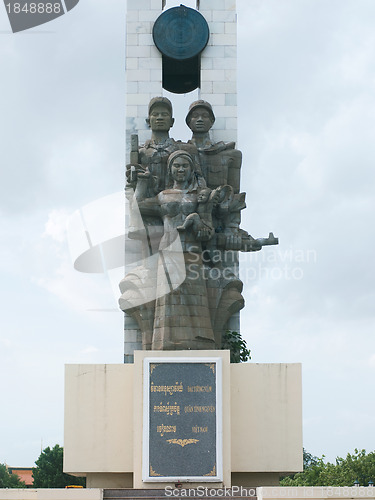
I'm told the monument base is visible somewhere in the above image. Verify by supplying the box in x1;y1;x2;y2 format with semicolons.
64;351;302;489
84;472;280;489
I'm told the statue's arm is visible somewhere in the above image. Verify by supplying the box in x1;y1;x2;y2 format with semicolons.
133;173;161;216
134;172;149;202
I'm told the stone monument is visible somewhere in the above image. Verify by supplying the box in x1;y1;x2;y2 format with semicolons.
119;96;278;351
64;1;303;489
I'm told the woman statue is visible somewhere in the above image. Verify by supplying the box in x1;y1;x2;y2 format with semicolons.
119;150;217;351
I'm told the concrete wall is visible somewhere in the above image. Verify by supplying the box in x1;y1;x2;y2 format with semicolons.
64;357;302;488
0;490;101;500
231;363;303;473
2;487;375;500
64;364;134;475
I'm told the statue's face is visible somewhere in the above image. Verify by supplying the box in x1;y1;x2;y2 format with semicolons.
148;104;174;132
171;156;192;183
198;189;210;203
188;107;214;133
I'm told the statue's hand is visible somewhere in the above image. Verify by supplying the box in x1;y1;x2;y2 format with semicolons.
241;236;261;252
126;163;145;183
196;225;213;242
225;233;242;250
137;169;151;179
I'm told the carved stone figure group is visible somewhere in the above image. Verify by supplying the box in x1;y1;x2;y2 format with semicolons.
119;97;277;351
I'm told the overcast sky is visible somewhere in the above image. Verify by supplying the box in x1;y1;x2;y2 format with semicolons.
1;0;374;469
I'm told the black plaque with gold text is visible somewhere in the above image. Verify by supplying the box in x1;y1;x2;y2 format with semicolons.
144;359;221;481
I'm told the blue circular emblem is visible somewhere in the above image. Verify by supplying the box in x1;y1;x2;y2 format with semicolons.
153;5;210;61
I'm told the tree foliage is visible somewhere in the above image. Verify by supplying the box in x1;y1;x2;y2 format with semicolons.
281;449;375;486
0;463;26;488
32;444;85;488
222;330;251;363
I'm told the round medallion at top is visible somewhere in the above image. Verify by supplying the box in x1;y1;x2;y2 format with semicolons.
152;5;210;61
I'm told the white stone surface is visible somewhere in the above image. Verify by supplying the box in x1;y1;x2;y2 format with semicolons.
126;33;138;45
0;490;102;500
225;0;236;9
138;33;154;46
213;80;237;93
209;22;225;34
138;58;162;69
225;21;237;33
202;45;225;58
126;93;152;105
211;33;237;46
125;81;138;93
126;10;139;21
200;81;213;94
126;58;138;70
64;364;134;474
201;69;225;82
138;81;162;93
213;57;236;69
139;10;160;21
198;10;213;22
127;69;151;82
225;117;237;130
128;0;151;10
150;0;162;9
213;10;236;22
200;0;226;9
225;93;237;105
64;361;303;485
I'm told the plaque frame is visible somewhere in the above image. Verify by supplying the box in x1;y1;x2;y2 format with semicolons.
142;357;223;483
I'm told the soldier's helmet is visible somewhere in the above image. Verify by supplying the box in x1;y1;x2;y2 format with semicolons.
185;100;215;125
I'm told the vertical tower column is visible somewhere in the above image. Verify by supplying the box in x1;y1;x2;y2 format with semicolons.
199;0;237;144
124;0;240;362
124;0;165;363
198;0;240;333
126;0;164;147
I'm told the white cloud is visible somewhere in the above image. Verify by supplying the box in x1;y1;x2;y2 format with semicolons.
81;346;100;354
43;209;70;242
369;354;375;368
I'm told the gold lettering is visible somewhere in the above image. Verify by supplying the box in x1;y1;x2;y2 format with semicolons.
156;424;177;436
184;405;215;413
150;382;183;396
187;385;212;393
192;426;208;433
153;402;180;416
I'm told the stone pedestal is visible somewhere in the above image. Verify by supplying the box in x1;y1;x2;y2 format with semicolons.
64;352;303;488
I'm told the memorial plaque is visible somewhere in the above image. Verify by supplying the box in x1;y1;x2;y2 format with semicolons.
143;358;222;482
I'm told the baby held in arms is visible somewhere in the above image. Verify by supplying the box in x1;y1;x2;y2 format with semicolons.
177;187;220;241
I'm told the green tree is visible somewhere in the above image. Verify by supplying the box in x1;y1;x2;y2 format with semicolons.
222;330;251;363
303;449;319;469
281;449;375;486
32;444;85;488
0;463;26;488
